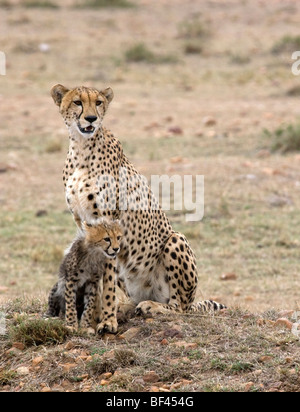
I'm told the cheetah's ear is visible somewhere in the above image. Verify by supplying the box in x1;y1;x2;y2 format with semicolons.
51;84;70;106
100;87;114;104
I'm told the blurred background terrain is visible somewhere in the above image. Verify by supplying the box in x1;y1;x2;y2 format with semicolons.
1;0;300;312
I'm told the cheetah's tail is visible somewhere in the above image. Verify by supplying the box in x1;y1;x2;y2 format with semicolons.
188;300;227;313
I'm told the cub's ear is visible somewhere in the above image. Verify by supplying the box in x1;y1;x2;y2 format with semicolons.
101;87;114;104
51;84;70;106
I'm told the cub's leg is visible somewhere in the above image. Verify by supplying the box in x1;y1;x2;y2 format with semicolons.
46;282;60;317
65;279;79;331
80;279;100;335
97;260;118;335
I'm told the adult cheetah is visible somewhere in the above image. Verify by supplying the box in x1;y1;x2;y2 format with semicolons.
51;84;225;327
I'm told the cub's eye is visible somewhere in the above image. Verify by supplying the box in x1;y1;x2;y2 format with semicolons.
104;237;110;243
74;100;82;106
117;236;122;241
96;101;103;106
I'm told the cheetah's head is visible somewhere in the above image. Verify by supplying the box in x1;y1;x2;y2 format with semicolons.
51;85;114;137
83;219;123;259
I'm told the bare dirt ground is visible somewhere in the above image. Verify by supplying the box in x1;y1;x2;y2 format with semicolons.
0;0;300;392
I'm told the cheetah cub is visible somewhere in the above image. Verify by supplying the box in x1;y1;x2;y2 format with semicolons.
46;219;122;335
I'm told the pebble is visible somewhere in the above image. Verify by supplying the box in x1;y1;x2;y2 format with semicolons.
203;116;217;127
16;366;30;376
142;371;160;383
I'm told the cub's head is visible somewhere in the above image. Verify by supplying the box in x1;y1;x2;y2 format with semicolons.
83;219;123;259
51;84;114;137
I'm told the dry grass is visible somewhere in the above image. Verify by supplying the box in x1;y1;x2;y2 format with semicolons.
1;0;300;391
0;298;299;392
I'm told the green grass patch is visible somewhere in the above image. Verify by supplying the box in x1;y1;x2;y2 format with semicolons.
271;35;300;54
9;317;70;347
263;122;300;153
178;16;210;40
0;370;17;386
125;43;178;64
22;0;59;8
75;0;135;8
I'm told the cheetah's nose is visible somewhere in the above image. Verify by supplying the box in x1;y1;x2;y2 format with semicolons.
85;115;97;123
113;248;120;253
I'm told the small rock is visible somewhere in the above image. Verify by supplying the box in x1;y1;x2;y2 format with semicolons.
64;341;75;351
41;386;52;393
60;363;77;373
163;328;183;339
274;318;293;331
259;355;273;363
32;357;44;367
203;116;217;127
278;310;295;318
160;339;169;346
100;379;110;386
268;195;292;208
195;131;204;137
143;371;160;383
99;372;113;380
173;341;198;350
144;122;161;130
220;273;238;281
256;318;265;326
170;156;185;164
101;349;116;361
102;333;117;341
35;210;48;217
6;347;22;356
39;43;50;53
257;149;271;158
244;382;255;392
16;366;30;376
207;130;217;138
119;327;141;341
13;342;25;351
168;126;183;135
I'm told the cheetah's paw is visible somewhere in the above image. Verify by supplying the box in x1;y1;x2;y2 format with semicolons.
96;319;118;335
135;300;170;317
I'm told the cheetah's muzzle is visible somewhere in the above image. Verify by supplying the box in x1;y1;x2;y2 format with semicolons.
78;124;95;134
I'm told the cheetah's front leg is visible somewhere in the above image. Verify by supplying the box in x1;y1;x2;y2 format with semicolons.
65;280;79;331
96;260;118;335
80;280;99;335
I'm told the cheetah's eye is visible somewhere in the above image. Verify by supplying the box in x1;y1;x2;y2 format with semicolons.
117;236;122;241
74;100;82;106
104;237;111;243
96;101;103;106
